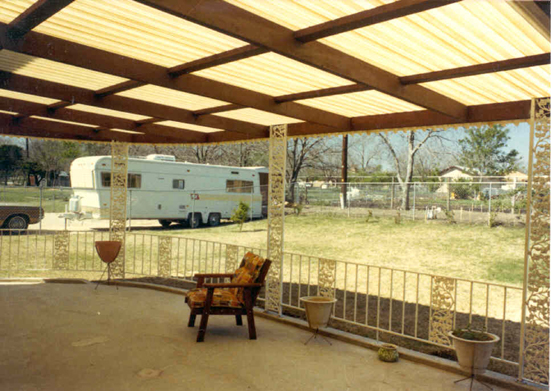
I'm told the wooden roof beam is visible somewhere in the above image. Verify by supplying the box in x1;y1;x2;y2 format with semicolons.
136;0;467;120
0;71;267;137
0;96;210;142
168;45;267;77
193;104;243;116
0;24;350;130
294;0;461;43
401;53;551;85
95;80;146;98
274;84;370;103
7;0;75;39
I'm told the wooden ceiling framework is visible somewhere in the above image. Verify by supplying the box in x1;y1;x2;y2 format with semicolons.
0;0;548;144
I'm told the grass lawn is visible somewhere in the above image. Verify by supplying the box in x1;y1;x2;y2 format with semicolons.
151;212;525;286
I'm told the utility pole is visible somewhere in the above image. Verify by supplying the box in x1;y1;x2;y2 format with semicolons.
341;134;348;207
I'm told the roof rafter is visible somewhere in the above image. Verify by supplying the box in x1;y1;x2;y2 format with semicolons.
95;80;147;98
0;96;210;142
293;0;462;43
274;84;370;103
168;45;268;77
0;71;268;137
193;104;243;116
400;53;551;85
136;0;467;120
0;25;350;129
7;0;74;39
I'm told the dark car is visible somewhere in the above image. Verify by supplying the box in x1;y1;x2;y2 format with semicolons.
0;205;44;230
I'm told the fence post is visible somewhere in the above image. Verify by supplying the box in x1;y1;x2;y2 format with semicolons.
447;178;451;211
412;182;416;221
390;177;395;209
128;189;132;232
39;184;43;234
250;190;253;221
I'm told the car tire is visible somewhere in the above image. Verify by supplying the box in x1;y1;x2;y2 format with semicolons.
159;219;171;228
188;213;201;229
7;215;28;230
208;213;221;227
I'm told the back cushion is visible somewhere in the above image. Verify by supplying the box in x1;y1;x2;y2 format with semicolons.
229;252;266;303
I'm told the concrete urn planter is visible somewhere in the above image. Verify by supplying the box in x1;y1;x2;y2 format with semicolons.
448;331;500;375
300;296;337;330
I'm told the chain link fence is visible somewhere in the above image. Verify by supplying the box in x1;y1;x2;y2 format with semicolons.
290;181;528;226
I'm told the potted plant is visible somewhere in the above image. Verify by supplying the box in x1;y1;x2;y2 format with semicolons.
300;296;337;345
448;324;499;382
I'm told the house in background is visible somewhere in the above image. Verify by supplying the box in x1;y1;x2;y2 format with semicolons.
436;166;480;194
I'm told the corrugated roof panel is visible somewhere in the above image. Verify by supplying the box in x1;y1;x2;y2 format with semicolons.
117;85;229;111
35;0;247;67
0;50;127;90
421;65;551;106
156;121;224;133
0;89;59;105
298;90;423;116
69;104;150;121
214;108;304;126
194;52;352;96
0;0;34;24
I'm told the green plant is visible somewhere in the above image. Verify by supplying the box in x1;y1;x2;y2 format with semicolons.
450;178;480;200
452;324;493;341
293;203;304;216
444;209;455;224
488;211;499;228
231;201;250;231
394;210;401;224
365;209;373;223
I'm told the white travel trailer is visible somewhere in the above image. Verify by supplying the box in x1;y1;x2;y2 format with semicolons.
66;155;269;228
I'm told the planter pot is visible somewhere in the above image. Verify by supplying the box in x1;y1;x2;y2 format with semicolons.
95;241;122;264
378;343;399;362
300;296;337;330
448;331;500;375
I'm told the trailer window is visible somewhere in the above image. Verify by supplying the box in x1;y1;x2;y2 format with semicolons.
226;180;253;193
101;173;141;188
173;179;185;189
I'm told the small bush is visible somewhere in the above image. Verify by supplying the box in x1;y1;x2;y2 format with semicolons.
365;209;373;223
488;211;499;228
293;203;304;216
231;201;250;231
444;209;455;224
394;210;401;224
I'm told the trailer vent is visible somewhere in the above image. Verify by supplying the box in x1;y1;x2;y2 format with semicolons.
231;171;239;175
146;154;176;162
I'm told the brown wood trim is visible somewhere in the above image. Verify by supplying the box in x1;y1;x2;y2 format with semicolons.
7;0;75;39
95;80;146;98
0;96;209;142
193;104;243;116
400;53;551;85
0;24;350;129
168;45;268;76
274;84;370;103
136;0;467;120
294;0;461;43
0;71;267;137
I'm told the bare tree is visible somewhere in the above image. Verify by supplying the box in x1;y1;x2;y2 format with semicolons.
378;130;441;210
287;137;334;202
349;134;382;172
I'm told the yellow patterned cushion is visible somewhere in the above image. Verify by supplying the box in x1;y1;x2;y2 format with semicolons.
186;288;242;308
242;252;265;276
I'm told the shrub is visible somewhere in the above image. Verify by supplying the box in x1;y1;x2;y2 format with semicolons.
231;201;250;231
293;203;304;216
450;178;480;200
444;209;456;224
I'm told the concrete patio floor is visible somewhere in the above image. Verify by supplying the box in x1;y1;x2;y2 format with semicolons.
0;281;512;391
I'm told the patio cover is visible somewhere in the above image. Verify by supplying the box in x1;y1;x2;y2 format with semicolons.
0;0;548;144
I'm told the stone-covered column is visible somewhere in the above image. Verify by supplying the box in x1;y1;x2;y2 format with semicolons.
265;124;287;314
519;97;550;384
109;141;128;280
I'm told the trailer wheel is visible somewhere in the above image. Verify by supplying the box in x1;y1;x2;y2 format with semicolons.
159;219;171;228
208;213;221;227
188;213;201;229
6;215;28;230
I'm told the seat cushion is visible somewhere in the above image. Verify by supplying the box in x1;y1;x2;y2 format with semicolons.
186;288;242;308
